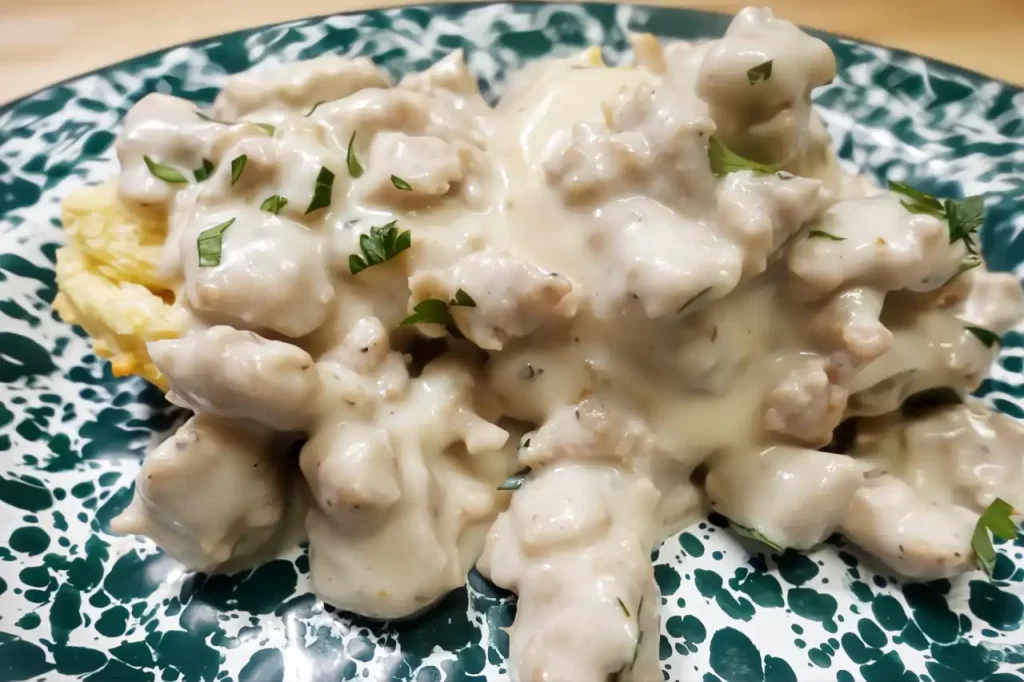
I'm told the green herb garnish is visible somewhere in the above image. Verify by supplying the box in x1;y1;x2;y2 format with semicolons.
612;597;645;679
260;195;288;215
708;137;777;177
196;218;235;267
391;175;413;191
948;197;985;254
400;299;451;327
193;158;215;182
451;289;476;307
346;131;364;178
730;521;785;553
306;100;326;117
889;181;984;255
946;255;981;285
230;155;247;185
195;111;230;125
747;59;773;85
630;631;643;671
195;110;273;136
972;498;1018;576
677;286;712;315
617;598;631;618
807;230;846;241
143;155;188;184
497;467;531;491
305;166;335;214
965;325;1002;348
889;181;944;218
349;221;412;275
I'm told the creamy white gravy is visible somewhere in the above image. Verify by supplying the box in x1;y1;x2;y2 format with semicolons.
105;7;1024;680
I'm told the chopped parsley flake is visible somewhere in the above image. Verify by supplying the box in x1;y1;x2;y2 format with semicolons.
305;166;335;214
349;221;412;275
347;131;364;178
630;631;644;670
498;468;531;491
391;175;413;191
451;288;476;307
259;195;288;215
972;498;1018;576
965;325;1002;348
193;158;215;182
889;181;945;218
708;137;777;177
747;59;773;85
677;287;712;315
196;218;235;267
946;255;981;284
230;155;247;185
195;111;230;125
195;111;273;136
730;520;785;553
143;155;188;184
613;596;645;679
400;299;451;327
889;181;985;255
807;229;846;241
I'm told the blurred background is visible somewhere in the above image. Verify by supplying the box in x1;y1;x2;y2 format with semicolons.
1;0;1021;103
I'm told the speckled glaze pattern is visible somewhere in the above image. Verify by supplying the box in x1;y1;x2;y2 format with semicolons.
1;3;1023;681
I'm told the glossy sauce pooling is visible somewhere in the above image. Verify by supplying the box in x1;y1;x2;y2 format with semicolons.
96;8;1024;681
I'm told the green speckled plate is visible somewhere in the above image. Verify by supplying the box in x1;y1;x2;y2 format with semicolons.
2;4;1024;681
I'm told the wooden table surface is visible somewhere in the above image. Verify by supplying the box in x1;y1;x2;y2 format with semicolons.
2;0;1022;104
